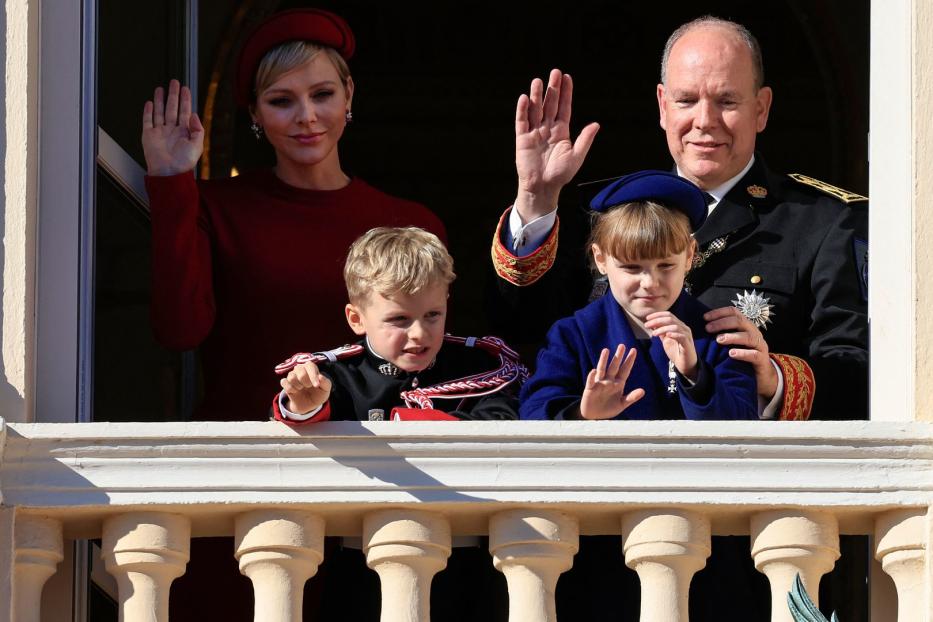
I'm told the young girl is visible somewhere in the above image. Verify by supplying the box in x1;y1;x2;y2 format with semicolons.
519;170;758;421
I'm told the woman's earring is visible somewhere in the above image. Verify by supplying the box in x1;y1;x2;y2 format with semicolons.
250;122;263;140
345;109;353;124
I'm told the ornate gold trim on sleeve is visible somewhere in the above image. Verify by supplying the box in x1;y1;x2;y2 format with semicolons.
491;208;559;287
771;353;816;421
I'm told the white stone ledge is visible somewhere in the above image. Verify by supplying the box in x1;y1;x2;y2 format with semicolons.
1;420;931;536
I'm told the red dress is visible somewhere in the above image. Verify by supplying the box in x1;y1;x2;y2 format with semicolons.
146;168;445;421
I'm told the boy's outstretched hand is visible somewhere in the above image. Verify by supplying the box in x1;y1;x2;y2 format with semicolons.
645;311;699;381
580;345;646;419
281;361;333;415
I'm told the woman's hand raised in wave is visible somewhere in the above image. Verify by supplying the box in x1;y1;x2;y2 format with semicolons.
142;79;205;176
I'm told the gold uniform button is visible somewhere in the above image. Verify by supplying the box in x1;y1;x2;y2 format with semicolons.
750;275;762;285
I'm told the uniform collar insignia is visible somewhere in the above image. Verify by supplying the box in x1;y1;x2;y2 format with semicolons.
378;362;401;376
788;173;868;203
746;184;768;199
375;358;435;377
367;337;402;376
732;289;775;329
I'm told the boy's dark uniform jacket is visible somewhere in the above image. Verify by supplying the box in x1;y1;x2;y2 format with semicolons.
491;156;868;420
272;338;521;422
520;291;758;421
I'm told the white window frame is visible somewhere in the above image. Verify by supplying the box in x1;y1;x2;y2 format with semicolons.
35;0;95;423
35;0;199;425
868;0;914;421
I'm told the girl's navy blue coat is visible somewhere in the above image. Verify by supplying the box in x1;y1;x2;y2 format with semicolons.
519;291;758;420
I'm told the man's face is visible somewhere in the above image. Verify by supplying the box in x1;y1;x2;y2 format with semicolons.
657;26;773;190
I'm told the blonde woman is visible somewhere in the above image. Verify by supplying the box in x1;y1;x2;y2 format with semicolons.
143;9;443;422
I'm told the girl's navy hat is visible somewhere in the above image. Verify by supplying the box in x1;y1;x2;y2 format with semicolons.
589;170;708;232
235;8;355;108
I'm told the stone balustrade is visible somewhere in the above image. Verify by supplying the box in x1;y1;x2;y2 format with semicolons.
1;419;931;621
622;509;710;622
235;510;325;622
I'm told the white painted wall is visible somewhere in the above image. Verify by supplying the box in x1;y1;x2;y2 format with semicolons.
910;1;933;422
0;0;38;423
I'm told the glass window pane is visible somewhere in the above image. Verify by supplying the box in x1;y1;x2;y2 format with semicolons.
93;170;188;422
98;0;186;169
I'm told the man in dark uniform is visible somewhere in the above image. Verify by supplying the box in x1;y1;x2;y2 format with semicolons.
491;16;868;422
489;16;868;621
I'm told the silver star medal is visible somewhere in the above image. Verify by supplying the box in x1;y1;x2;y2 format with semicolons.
731;289;775;329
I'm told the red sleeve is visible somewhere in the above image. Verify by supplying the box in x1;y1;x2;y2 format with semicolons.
271;394;332;425
147;173;216;350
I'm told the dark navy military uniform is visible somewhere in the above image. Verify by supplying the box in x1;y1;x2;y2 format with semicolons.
686;158;868;421
520;291;757;421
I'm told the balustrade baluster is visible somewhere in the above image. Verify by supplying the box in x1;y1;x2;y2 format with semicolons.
102;512;190;622
364;509;451;622
235;510;325;622
489;510;579;622
622;509;710;622
13;515;63;622
751;510;840;622
875;508;927;622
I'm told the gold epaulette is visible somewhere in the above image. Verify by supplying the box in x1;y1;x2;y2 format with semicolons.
770;353;815;421
788;173;868;204
491;208;559;287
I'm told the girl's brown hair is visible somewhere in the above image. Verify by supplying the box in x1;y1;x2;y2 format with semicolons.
589;201;695;262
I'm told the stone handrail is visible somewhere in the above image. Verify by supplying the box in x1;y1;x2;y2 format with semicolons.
1;419;931;621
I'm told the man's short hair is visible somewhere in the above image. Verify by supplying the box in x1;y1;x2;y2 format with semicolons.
588;201;695;264
660;16;765;90
344;227;456;305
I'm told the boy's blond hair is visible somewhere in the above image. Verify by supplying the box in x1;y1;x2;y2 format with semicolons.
344;227;456;305
589;201;695;262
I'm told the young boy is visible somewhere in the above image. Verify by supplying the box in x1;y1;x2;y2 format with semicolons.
519;170;758;421
273;226;524;423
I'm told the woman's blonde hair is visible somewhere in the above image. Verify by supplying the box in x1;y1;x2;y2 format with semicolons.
589;201;695;262
253;40;351;101
344;227;456;306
